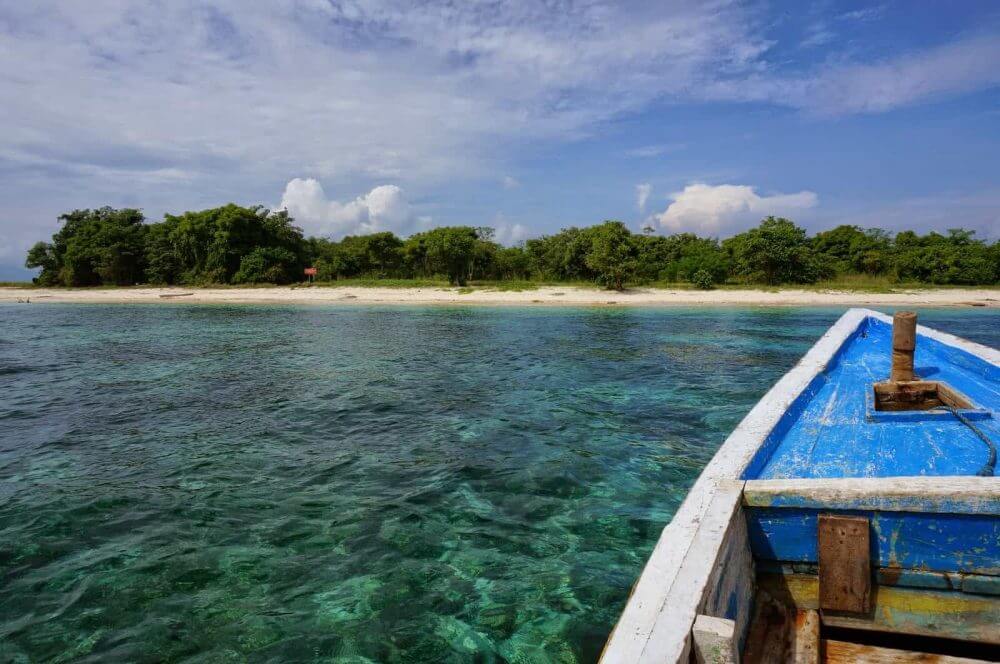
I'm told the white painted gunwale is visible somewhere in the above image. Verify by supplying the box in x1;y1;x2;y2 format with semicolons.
599;307;1000;664
742;476;1000;515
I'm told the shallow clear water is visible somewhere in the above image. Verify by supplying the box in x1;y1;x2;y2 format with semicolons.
1;304;997;663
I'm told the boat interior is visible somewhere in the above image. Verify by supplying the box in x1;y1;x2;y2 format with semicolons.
600;310;999;664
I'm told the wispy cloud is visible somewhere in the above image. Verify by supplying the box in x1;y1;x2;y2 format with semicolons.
838;6;886;22
800;23;835;49
705;33;1000;115
625;143;686;158
636;183;652;213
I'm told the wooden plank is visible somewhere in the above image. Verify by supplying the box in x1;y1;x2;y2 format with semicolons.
890;310;917;383
792;610;820;664
692;615;737;664
758;573;1000;645
822;639;992;663
601;308;871;664
743;477;1000;516
818;515;871;614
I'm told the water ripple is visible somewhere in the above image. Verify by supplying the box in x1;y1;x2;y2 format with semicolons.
1;304;997;662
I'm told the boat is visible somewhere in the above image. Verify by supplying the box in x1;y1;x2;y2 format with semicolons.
600;308;999;663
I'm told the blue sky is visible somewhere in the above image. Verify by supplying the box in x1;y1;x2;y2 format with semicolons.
1;1;999;279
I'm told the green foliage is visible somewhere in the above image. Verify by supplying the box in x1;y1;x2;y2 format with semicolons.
25;207;147;286
691;269;715;290
525;227;598;281
158;204;306;284
25;241;60;286
724;217;820;285
584;221;637;290
893;229;997;285
493;247;530;280
812;225;891;277
407;226;479;285
233;247;298;284
23;203;1000;288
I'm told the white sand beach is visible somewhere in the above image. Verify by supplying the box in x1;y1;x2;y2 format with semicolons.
2;286;998;307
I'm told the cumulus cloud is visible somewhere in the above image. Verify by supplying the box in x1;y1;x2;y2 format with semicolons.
636;183;652;213
277;179;418;238
653;183;818;236
502;176;520;190
490;214;532;246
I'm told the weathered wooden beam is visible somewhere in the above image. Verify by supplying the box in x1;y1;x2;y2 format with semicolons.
823;639;992;663
758;573;1000;645
890;310;917;382
818;515;871;614
791;610;819;664
692;615;738;664
742;477;1000;515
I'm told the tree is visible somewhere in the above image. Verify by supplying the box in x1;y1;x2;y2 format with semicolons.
155;204;307;284
494;246;530;280
25;242;59;285
724;217;820;284
893;229;995;284
812;225;891;277
410;226;478;285
585;221;637;290
144;221;182;284
233;247;298;284
525;227;598;281
28;208;147;286
632;234;673;281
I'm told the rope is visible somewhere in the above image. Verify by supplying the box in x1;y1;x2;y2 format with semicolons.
941;406;997;477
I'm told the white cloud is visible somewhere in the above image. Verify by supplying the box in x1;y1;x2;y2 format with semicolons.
838;6;885;22
495;223;531;246
1;1;998;265
277;178;418;238
653;183;818;236
0;1;772;192
800;23;835;49
490;214;531;246
636;183;652;213
625;144;685;158
502;176;520;190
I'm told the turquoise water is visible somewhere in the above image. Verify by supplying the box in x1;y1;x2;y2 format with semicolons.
1;304;998;663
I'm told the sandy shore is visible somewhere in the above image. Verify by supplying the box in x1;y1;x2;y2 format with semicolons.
2;285;998;307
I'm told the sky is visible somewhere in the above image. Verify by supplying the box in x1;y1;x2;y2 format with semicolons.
2;1;999;279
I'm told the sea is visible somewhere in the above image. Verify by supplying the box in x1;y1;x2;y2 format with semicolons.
2;304;998;662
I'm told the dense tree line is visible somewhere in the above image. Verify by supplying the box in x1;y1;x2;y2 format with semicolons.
26;205;1000;289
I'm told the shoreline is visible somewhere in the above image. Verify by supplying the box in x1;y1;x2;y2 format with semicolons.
2;286;998;308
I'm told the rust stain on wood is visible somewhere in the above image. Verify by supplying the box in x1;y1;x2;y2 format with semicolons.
818;515;871;615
